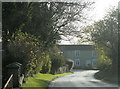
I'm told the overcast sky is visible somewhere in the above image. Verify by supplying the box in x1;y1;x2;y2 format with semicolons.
0;0;119;43
92;0;119;21
60;0;119;45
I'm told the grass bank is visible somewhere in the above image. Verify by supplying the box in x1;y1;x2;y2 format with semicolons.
94;71;118;84
22;72;72;89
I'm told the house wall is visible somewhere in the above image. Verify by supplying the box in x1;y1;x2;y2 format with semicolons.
59;45;98;68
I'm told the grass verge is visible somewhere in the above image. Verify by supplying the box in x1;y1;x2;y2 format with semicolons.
22;72;72;89
94;71;118;84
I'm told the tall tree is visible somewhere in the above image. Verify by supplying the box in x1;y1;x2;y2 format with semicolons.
2;2;93;48
2;2;32;48
83;8;118;72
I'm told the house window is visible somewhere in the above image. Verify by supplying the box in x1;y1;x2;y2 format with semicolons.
75;59;80;66
86;60;91;67
75;50;80;56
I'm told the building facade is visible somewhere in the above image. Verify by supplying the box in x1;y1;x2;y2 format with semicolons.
58;45;98;69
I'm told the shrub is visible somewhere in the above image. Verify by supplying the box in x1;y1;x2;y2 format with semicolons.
50;53;65;74
97;54;112;72
6;30;51;76
40;54;51;74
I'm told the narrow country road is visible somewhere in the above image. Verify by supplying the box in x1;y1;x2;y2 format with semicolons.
49;70;118;89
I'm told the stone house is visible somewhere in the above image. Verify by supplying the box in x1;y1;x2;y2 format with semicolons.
58;45;98;69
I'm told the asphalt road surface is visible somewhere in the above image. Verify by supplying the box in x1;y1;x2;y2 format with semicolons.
49;70;118;89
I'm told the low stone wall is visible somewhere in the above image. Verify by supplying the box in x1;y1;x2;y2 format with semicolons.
55;65;72;74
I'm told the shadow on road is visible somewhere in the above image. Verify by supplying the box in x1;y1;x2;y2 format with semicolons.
48;87;119;89
49;70;118;88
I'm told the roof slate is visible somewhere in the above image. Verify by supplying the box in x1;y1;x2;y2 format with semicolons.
58;45;95;50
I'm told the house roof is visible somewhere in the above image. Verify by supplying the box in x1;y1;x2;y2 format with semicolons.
58;45;95;50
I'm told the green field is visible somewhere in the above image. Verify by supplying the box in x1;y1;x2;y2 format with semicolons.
22;72;72;89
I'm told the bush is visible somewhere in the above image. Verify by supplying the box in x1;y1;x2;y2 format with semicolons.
50;53;65;74
97;54;112;72
3;30;70;77
6;30;51;76
40;54;51;74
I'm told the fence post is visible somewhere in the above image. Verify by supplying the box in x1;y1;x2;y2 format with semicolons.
6;62;22;88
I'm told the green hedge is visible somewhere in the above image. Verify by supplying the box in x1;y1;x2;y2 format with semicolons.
4;30;52;77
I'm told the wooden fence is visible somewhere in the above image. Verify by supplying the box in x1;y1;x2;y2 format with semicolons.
3;74;13;89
